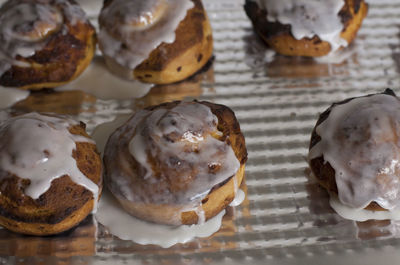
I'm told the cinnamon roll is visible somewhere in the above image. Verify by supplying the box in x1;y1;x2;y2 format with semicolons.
104;101;247;225
0;0;96;90
0;113;102;235
308;89;400;221
244;0;368;57
98;0;213;84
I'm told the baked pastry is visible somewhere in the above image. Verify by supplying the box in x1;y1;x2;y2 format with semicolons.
0;0;96;90
98;0;213;84
308;89;400;218
0;112;102;235
244;0;368;57
104;101;247;225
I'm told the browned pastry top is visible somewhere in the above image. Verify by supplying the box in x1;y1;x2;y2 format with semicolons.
0;113;102;235
309;89;399;211
135;0;210;72
104;101;247;207
99;0;213;84
244;0;368;57
0;0;96;89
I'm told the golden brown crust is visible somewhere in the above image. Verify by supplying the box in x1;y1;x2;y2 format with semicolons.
117;164;246;225
134;0;213;84
104;101;247;225
308;90;397;212
244;0;368;57
0;0;96;90
101;0;213;85
0;121;102;235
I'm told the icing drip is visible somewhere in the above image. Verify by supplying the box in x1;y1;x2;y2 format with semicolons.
0;0;89;78
98;0;194;76
254;0;347;53
0;113;99;211
104;102;241;224
330;197;400;222
95;191;226;248
229;189;245;207
309;94;400;211
128;102;240;205
95;187;246;247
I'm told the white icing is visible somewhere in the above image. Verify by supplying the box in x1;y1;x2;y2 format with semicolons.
127;102;240;204
57;57;152;100
254;0;347;54
230;189;245;207
0;113;99;211
104;102;241;225
0;0;90;79
314;44;356;64
309;94;400;211
0;86;29;108
330;197;400;222
95;191;225;248
98;0;194;79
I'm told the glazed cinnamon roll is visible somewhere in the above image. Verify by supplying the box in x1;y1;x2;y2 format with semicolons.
244;0;368;57
308;89;400;221
98;0;213;84
104;101;247;225
0;0;96;90
0;113;102;235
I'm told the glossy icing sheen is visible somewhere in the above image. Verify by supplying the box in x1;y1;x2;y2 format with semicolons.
309;94;400;211
95;190;245;248
0;113;99;211
254;0;347;53
0;0;88;77
98;0;193;74
105;102;240;224
131;102;239;204
330;197;400;222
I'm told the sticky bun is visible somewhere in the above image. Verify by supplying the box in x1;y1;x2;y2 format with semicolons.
0;0;96;90
104;101;247;225
244;0;368;57
0;113;102;235
308;89;400;217
98;0;213;84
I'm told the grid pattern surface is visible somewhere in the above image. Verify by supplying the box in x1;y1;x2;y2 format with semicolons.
1;0;400;264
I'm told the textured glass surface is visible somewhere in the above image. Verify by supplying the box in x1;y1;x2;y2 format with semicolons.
1;0;400;264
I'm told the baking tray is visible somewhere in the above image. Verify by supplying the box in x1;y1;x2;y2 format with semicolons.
2;0;400;264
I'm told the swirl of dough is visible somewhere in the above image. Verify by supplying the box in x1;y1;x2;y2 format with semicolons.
244;0;368;57
0;0;96;90
104;101;247;225
0;112;102;235
98;0;213;84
